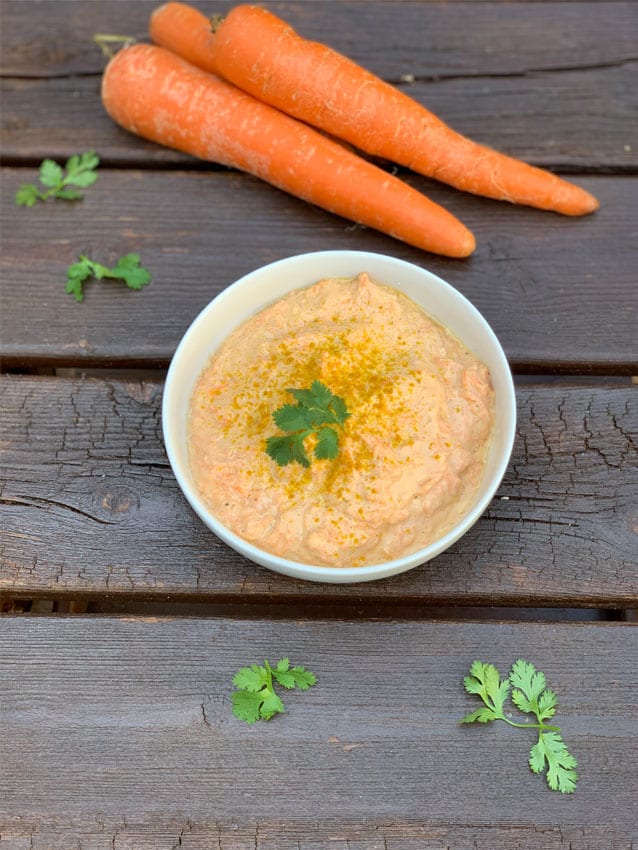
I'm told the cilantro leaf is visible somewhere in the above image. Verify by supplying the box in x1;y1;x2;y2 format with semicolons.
66;151;100;188
259;689;285;720
65;276;85;302
287;381;332;410
15;184;42;207
15;151;100;206
510;658;546;707
461;707;502;724
65;254;151;301
231;658;316;723
314;425;339;461
330;394;350;424
530;732;578;794
232;664;270;693
461;660;509;722
78;151;100;171
65;154;81;174
231;690;263;724
461;659;578;794
271;658;318;691
266;381;349;468
67;264;91;280
39;159;64;188
510;658;556;721
288;380;351;426
273;404;312;432
53;189;83;201
231;682;285;724
287;665;318;690
65;260;93;301
536;689;558;722
88;260;110;281
111;253;152;289
266;434;310;468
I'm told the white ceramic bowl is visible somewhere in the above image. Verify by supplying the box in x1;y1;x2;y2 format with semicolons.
163;250;516;583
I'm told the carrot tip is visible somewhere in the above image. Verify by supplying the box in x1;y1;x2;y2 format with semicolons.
460;231;476;257
586;193;600;214
446;229;475;258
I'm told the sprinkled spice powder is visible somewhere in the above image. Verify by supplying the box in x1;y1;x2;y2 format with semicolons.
188;273;494;567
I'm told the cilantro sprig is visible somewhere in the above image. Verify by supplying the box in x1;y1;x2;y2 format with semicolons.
66;253;151;302
15;152;100;207
461;659;578;793
266;380;350;468
231;658;317;724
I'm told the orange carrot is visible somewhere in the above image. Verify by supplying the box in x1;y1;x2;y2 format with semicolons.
150;2;598;217
148;0;219;73
101;44;476;258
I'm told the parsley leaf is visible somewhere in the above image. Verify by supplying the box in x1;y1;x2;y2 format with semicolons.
231;658;317;724
462;659;578;793
65;253;151;301
15;151;100;206
266;380;350;467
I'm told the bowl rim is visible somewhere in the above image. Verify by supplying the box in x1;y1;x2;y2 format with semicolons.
162;249;517;584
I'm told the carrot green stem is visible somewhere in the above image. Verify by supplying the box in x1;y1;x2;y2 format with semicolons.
94;33;137;58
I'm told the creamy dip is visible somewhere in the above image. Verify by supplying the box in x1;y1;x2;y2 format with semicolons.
188;273;494;567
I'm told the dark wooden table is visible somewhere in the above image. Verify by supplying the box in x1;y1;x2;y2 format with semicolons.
1;1;637;847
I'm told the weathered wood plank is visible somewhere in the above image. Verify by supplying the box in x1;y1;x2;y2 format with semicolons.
3;64;634;172
2;169;636;372
0;822;634;850
2;1;636;80
1;617;637;846
1;376;636;605
2;822;635;850
2;1;636;171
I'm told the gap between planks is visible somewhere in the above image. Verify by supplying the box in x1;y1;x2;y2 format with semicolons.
0;595;630;622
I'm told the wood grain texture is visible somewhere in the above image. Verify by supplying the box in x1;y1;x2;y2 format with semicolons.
1;5;636;844
2;169;637;372
2;0;636;171
2;375;636;605
2;1;636;80
1;617;637;847
2;62;634;172
2;822;635;850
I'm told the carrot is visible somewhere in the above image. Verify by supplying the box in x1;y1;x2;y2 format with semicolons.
147;0;219;72
149;2;598;217
101;44;476;258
